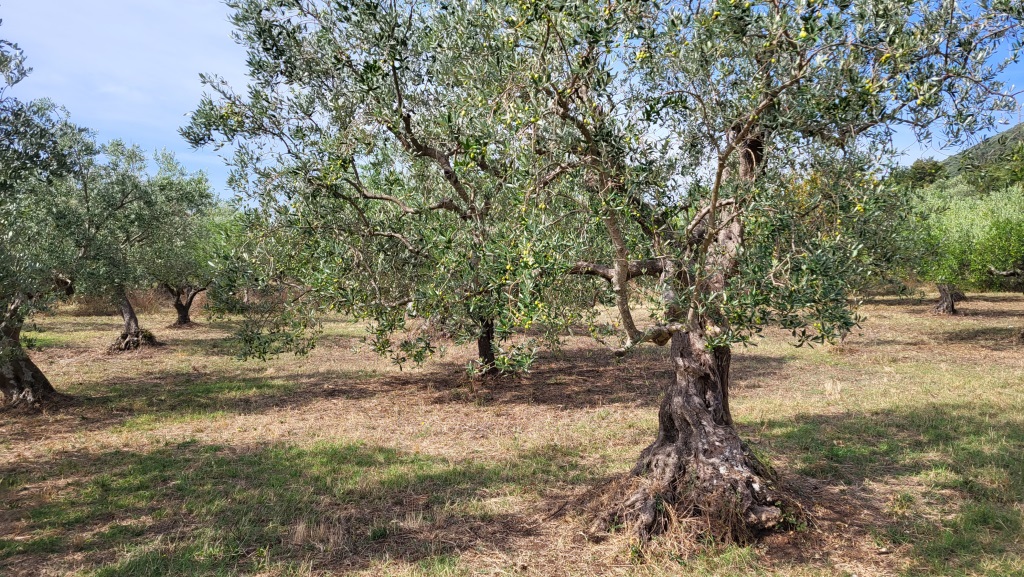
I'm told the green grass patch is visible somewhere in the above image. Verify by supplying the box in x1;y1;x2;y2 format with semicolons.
758;402;1024;576
8;440;584;575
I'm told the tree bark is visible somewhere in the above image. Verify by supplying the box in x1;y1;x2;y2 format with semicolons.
173;300;191;326
477;318;498;374
110;292;153;351
166;284;206;327
601;330;784;542
1;320;60;408
934;283;964;315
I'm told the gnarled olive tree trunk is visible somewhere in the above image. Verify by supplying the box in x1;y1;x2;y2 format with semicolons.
110;291;153;351
1;315;60;408
612;330;783;541
164;283;206;327
934;283;965;315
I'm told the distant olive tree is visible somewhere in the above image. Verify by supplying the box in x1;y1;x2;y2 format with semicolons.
918;180;1024;314
144;177;222;328
184;0;592;372
1;22;216;406
49;142;216;351
908;158;946;187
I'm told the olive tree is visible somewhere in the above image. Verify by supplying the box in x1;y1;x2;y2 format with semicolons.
469;0;1021;539
0;26;69;198
4;137;217;406
143;175;221;328
152;216;219;328
184;0;591;371
918;179;1024;314
47;142;214;350
0;111;78;406
188;0;1021;541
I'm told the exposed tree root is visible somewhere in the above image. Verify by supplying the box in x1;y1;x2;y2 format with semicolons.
1;353;70;411
568;331;809;550
586;443;805;548
109;329;158;352
167;320;201;330
1;390;73;412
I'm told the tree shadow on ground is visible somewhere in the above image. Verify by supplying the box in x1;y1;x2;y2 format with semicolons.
4;401;1020;576
953;308;1024;321
0;364;386;441
934;326;1023;350
0;439;586;576
933;294;1023;321
2;340;798;448
862;296;931;307
864;293;1024;316
154;327;370;359
731;353;797;389
957;294;1023;304
750;402;1024;576
24;316;123;334
387;345;673;409
840;337;931;349
365;347;793;408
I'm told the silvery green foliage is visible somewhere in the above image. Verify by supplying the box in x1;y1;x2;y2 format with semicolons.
147;203;234;311
918;178;1024;289
185;0;594;364
2;129;214;348
39;138;216;303
186;0;1020;360
2;24;214;379
589;0;1014;342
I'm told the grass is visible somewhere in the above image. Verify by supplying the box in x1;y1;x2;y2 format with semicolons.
1;294;1023;576
5;440;582;575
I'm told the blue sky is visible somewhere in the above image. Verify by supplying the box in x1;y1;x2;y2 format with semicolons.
3;1;1022;197
3;1;248;196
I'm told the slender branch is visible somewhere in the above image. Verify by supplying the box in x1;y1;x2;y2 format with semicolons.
568;258;665;282
386;62;475;210
602;209;643;345
989;266;1023;278
534;162;577;190
611;323;686;357
685;198;737;244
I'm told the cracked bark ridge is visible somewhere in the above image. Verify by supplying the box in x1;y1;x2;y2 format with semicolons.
0;352;60;408
589;128;802;545
477;318;499;375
